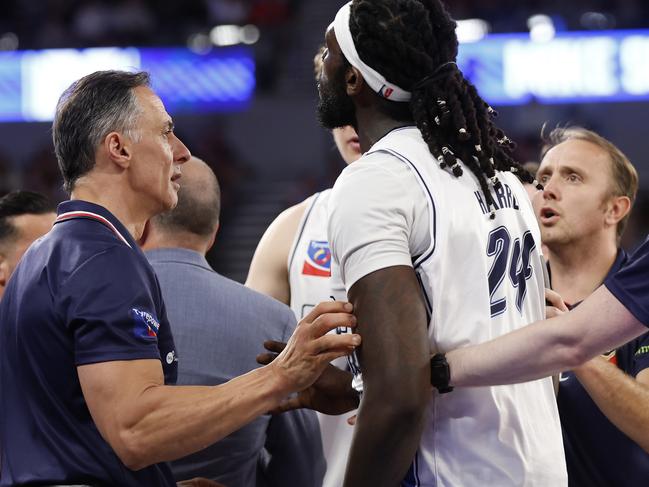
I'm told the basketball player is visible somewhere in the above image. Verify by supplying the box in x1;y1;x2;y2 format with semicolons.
319;1;564;485
246;48;363;487
261;42;649;484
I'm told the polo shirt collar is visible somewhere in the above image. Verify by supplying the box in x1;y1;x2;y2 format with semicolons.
608;248;628;277
55;200;137;249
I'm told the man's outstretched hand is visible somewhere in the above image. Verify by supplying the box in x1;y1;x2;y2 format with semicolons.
265;301;360;397
258;340;360;415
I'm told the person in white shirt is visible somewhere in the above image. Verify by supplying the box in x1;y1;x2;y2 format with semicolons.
319;1;563;486
261;5;649;473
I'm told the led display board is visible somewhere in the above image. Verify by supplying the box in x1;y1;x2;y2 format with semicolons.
457;30;649;105
0;46;254;121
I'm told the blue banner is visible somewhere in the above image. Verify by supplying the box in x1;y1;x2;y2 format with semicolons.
0;46;255;122
457;29;649;105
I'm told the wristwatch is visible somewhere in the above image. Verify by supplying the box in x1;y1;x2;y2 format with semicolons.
430;353;453;393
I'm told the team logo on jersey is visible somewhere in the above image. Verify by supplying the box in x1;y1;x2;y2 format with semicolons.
636;345;649;357
131;308;160;341
302;240;331;277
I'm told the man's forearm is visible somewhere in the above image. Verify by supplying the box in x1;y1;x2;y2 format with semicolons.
447;286;645;387
81;301;359;470
446;314;581;387
115;365;290;469
575;358;649;452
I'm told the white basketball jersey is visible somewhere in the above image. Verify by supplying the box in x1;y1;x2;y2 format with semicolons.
288;190;335;319
288;190;356;487
363;128;566;486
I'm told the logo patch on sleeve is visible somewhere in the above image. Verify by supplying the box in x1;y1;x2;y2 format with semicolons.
635;345;649;357
302;240;331;277
131;308;161;341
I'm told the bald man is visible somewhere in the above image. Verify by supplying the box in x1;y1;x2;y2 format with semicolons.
141;157;326;487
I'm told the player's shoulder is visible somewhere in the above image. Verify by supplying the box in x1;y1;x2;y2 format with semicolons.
339;149;405;176
340;137;427;182
331;149;418;208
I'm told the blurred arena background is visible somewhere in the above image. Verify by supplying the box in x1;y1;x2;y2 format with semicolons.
1;0;648;282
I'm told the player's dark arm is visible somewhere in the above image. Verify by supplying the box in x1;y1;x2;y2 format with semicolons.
343;266;430;487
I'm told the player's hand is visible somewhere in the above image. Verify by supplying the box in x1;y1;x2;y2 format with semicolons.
267;301;360;395
258;339;360;415
545;288;568;319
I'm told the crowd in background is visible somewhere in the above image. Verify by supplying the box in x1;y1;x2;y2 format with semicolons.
2;0;649;51
0;0;296;49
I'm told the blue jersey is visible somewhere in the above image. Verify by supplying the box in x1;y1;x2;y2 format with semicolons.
0;200;177;486
558;249;649;486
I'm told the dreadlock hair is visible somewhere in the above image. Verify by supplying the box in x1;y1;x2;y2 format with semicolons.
348;0;539;217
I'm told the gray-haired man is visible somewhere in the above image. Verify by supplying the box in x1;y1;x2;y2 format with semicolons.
0;70;359;486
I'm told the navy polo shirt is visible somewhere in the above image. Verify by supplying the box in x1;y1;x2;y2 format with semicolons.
606;237;649;326
558;248;649;486
0;200;177;486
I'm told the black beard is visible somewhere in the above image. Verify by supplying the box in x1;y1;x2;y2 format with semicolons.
316;71;356;130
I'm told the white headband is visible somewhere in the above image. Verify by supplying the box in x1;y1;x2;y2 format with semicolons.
332;2;412;102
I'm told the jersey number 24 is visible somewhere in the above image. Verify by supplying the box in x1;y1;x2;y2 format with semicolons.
486;226;536;317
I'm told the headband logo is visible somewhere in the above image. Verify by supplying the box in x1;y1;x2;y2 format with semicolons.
379;85;394;99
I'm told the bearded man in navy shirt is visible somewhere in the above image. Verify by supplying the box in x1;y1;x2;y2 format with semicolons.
0;70;360;486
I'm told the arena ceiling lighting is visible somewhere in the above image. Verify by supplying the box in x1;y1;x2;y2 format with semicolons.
527;15;556;42
0;29;649;122
456;19;490;43
209;25;260;47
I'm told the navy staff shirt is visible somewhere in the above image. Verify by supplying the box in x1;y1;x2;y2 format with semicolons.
0;200;177;486
558;249;649;486
606;237;649;326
